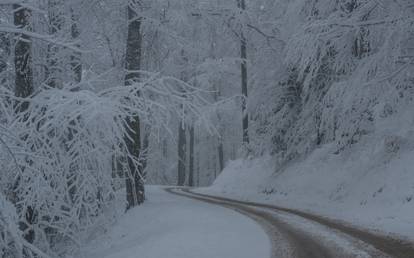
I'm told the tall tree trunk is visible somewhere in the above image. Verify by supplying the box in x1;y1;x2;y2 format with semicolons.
188;125;195;187
162;137;168;158
125;2;144;210
141;125;150;178
14;5;33;112
238;0;249;144
177;121;186;186
195;132;200;187
196;152;200;186
46;0;63;88
0;34;8;78
213;86;225;172
66;4;82;211
214;152;217;179
70;7;82;84
177;49;188;187
13;4;35;244
217;138;224;172
209;28;225;172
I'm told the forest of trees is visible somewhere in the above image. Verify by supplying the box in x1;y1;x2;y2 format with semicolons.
0;0;413;257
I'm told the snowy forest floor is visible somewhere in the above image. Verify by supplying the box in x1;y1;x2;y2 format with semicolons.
78;186;269;258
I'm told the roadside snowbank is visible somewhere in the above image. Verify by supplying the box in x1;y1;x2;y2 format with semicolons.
198;134;414;241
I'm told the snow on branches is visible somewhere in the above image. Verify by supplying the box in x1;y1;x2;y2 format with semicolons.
0;72;210;257
247;0;414;159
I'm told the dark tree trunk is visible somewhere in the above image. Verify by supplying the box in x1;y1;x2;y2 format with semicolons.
46;0;63;88
213;86;225;172
177;122;186;186
195;133;200;187
70;8;82;84
141;125;150;177
125;116;143;209
218;139;224;172
125;2;144;210
162;137;168;157
196;153;200;187
65;5;83;211
214;152;217;179
0;33;10;85
188;125;195;187
13;4;35;244
177;49;188;187
238;0;249;144
14;5;33;112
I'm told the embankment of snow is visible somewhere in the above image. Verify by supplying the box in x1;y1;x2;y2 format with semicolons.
199;132;414;241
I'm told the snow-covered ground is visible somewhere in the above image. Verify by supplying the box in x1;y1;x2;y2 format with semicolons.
78;186;270;258
197;133;414;242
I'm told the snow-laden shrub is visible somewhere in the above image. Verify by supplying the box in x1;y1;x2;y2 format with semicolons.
289;0;414;151
0;193;52;258
0;90;122;255
0;194;23;258
250;0;414;160
0;72;209;256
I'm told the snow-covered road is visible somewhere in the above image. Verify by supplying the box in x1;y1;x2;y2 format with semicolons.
176;188;414;258
80;186;270;258
79;186;414;258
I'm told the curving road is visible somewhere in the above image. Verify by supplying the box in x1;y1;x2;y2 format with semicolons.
166;188;414;258
83;186;270;258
